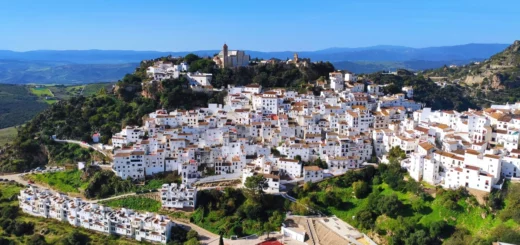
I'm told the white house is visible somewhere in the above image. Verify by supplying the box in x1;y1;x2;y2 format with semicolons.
161;183;197;210
303;166;324;183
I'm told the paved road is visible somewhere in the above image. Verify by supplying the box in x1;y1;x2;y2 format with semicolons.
53;138;110;159
2;173;45;189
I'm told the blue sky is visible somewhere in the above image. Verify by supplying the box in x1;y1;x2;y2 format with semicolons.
0;0;518;51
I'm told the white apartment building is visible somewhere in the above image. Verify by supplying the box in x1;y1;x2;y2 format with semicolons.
276;158;302;178
160;183;197;210
330;72;344;91
303;166;324;183
19;186;175;244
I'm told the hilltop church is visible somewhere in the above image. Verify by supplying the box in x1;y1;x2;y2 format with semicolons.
213;44;250;68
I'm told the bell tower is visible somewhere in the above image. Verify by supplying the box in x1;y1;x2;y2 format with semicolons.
222;43;228;68
294;53;299;63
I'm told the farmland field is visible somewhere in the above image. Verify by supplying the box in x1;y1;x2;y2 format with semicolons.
0;84;49;128
30;87;54;97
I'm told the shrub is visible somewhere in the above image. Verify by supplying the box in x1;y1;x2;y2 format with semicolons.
353;180;371;199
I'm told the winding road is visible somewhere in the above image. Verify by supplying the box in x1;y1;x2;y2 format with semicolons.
52;138;110;159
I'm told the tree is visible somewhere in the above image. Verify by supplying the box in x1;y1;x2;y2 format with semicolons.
184;238;201;245
27;234;47;245
186;230;198;241
356;209;376;230
184;54;201;65
410;196;426;213
404;230;431;245
189;59;216;73
13;221;34;237
290;197;314;216
429;220;448;238
294;155;302;162
388;146;406;160
353;180;370;198
490;224;520;244
0;237;14;245
264;210;283;238
169;225;188;244
97;87;107;96
377;194;401;216
61;230;89;245
244;175;267;198
219;235;224;245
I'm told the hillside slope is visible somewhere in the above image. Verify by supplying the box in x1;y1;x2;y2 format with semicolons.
423;40;520;89
0;84;49;128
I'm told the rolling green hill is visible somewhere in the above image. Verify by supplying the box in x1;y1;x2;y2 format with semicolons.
0;84;49;129
0;83;114;129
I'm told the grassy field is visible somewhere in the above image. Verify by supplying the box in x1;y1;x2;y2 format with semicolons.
43;98;58;105
101;196;162;212
0;126;17;146
30;87;54;97
0;183;23;205
25;170;89;193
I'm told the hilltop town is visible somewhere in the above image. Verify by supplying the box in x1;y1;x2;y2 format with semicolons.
6;43;520;245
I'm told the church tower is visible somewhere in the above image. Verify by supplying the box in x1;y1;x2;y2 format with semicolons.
294;53;299;63
223;43;228;68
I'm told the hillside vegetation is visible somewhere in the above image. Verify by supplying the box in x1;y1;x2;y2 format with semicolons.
0;84;49;129
290;149;520;245
0;127;17;146
191;188;287;237
422;40;520;106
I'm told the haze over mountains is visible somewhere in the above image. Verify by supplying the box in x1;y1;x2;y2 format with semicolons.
0;43;510;84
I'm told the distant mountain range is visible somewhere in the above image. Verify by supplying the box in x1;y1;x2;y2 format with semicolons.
0;43;511;84
0;59;138;84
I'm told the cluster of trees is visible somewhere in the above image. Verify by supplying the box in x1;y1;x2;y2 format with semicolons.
291;149;520;244
210;61;333;89
0;91;155;171
152;77;227;110
168;225;200;245
302;157;328;169
46;143;97;165
0;205;35;241
496;182;520;224
191;186;286;237
179;53;334;89
289;159;454;245
84;171;135;199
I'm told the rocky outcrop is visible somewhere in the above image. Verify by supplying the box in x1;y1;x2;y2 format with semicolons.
464;75;485;85
490;74;505;90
